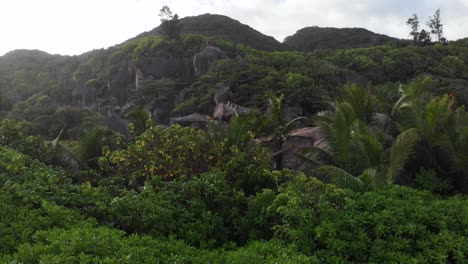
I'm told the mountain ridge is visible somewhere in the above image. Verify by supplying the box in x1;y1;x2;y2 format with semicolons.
131;13;286;51
2;14;410;58
284;26;403;51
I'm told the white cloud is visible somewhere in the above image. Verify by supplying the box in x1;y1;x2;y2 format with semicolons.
0;0;467;56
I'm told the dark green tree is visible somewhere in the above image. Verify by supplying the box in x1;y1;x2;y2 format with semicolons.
159;5;183;40
406;14;420;45
417;29;432;46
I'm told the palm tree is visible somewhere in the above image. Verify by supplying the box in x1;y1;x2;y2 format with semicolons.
226;113;257;150
78;127;115;166
266;94;310;169
300;85;418;191
396;93;468;192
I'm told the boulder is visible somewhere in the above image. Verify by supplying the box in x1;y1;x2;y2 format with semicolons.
213;101;251;121
214;84;232;104
170;113;209;129
193;46;228;77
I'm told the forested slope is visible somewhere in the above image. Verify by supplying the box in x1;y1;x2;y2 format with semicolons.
0;13;467;263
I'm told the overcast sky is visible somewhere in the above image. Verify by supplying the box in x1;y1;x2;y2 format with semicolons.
1;0;468;56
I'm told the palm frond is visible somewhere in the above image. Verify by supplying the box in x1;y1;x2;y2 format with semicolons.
298;146;335;166
358;168;379;191
227;113;256;149
50;130;83;176
356;132;385;168
341;84;375;122
319;165;365;191
79;127;113;162
387;128;419;180
54;143;83;176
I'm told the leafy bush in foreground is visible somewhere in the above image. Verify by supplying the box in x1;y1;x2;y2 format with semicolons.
5;227;316;264
274;184;468;263
1;124;467;263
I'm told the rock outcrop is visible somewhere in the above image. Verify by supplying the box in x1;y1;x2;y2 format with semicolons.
213;101;251;121
170;113;209;129
193;46;227;78
214;84;232;105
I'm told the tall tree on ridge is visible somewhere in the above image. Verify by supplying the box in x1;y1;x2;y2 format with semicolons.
427;8;443;43
407;14;420;45
159;5;183;40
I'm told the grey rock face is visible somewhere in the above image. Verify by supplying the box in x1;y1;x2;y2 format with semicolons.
193;46;227;78
170;113;209;129
213;101;251;121
214;84;232;105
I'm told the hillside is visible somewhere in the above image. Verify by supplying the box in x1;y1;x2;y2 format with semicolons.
1;12;468;263
284;26;401;51
133;14;285;51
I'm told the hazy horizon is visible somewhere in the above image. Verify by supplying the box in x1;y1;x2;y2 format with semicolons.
1;0;468;56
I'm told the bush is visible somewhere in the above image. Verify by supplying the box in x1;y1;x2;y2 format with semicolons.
101;125;223;188
103;169;276;248
0;146;113;220
274;183;468;262
0;119;55;163
0;193;90;255
7;227;315;263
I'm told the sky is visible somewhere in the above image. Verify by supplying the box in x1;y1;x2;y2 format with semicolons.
1;0;468;56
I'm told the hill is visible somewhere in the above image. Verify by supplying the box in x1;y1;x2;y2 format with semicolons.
133;14;285;51
284;26;401;51
0;12;468;263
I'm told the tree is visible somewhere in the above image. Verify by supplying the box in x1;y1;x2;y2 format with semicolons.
417;29;432;46
427;8;443;43
265;94;309;170
407;14;420;45
300;85;418;191
159;5;183;40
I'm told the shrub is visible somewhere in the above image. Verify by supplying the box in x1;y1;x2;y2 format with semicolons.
0;119;55;163
8;227;315;263
274;184;468;262
101;125;223;188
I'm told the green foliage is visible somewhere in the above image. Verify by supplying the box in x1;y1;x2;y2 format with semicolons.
5;225;314;263
284;27;397;51
9;93;56;120
126;109;151;136
78;127;115;163
271;174;350;254
272;181;468;262
322;44;468;84
102;125;223;187
0;119;55;163
300;84;421;191
226;113;257;149
138;77;177;97
104;170;250;247
1;18;468;263
396;88;468;192
414;168;454;193
0;193;90;255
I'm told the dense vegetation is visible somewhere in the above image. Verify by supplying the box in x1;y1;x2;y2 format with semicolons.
284;26;400;51
0;12;467;262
